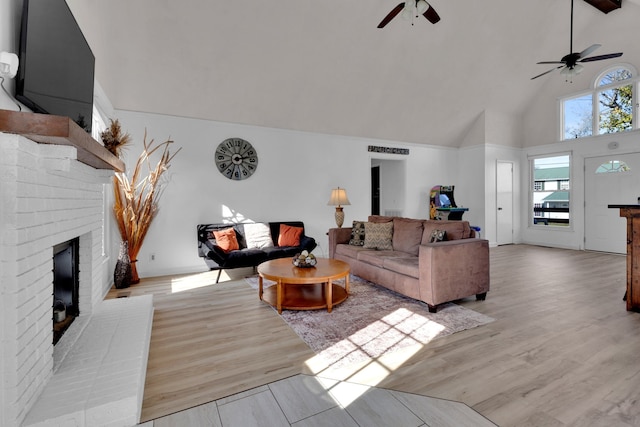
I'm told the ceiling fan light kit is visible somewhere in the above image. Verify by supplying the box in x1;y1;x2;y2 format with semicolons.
561;64;583;75
583;0;621;14
531;0;623;81
378;0;440;28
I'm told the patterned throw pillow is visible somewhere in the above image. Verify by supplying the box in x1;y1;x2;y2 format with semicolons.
349;221;366;246
429;229;446;243
363;222;394;250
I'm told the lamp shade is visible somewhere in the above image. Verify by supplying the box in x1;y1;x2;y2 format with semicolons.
327;187;351;207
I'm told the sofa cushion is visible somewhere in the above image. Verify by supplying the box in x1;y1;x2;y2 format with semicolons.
263;246;300;259
368;215;394;223
244;222;274;249
203;240;227;265
358;250;408;268
223;248;268;267
392;218;424;256
364;222;394;250
213;228;240;253
335;243;369;259
383;256;420;279
349;220;366;246
421;220;470;243
278;224;303;246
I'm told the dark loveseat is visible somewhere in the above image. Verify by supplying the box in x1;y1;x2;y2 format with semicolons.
197;221;317;282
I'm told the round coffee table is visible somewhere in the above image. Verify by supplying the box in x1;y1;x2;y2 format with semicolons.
257;258;350;314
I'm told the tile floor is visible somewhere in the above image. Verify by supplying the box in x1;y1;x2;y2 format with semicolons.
139;373;496;427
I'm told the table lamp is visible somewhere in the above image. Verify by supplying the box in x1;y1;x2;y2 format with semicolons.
328;187;351;227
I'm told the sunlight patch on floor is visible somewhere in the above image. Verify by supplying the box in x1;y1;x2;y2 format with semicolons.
170;271;223;293
304;307;446;403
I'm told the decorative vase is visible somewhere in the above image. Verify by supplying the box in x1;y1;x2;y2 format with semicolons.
114;241;133;289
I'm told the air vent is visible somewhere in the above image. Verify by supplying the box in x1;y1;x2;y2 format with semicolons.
583;0;621;14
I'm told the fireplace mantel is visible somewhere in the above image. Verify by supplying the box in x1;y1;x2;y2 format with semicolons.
0;109;125;172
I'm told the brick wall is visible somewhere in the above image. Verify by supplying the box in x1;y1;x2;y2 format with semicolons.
0;133;113;426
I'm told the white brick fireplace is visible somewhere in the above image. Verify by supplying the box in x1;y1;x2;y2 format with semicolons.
1;124;152;427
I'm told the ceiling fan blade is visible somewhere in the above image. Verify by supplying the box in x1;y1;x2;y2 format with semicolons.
537;61;566;65
579;52;623;63
531;66;564;80
578;44;601;58
423;5;441;24
377;3;405;28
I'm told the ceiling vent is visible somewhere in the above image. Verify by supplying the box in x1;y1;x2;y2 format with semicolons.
583;0;621;13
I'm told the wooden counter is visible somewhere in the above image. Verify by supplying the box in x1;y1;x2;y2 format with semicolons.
0;109;125;172
608;204;640;311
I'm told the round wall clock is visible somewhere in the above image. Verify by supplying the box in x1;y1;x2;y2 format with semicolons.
215;138;259;180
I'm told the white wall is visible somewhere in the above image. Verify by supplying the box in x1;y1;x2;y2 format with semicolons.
377;159;405;216
113;110;462;278
457;145;486;233
457;109;524;246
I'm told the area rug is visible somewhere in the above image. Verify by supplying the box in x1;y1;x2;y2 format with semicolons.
245;275;494;370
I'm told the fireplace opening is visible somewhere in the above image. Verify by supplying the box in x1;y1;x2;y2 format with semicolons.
53;238;80;345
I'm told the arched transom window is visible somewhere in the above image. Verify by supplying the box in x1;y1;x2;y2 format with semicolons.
595;160;631;174
562;65;637;140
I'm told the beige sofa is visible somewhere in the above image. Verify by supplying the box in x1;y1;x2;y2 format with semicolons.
328;215;490;312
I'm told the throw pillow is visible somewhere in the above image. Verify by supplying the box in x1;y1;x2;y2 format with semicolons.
392;217;424;255
429;229;446;243
278;224;303;247
213;227;240;253
363;222;394;250
244;222;274;249
348;221;366;246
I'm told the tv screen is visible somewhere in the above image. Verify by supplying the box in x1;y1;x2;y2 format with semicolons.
16;0;95;133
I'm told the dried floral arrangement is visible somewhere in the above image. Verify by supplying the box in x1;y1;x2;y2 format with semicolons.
101;119;132;158
111;130;181;284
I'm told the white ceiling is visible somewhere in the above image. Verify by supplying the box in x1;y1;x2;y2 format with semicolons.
69;0;640;148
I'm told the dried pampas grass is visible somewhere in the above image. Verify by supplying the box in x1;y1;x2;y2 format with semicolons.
113;130;181;283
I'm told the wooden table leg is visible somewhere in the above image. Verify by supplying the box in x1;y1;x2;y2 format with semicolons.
259;276;263;300
345;273;350;293
277;279;283;314
326;279;333;313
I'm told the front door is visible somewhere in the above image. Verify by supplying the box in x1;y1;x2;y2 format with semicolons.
584;154;640;254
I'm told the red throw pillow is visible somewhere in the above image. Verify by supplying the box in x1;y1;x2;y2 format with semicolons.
278;224;303;247
213;227;239;253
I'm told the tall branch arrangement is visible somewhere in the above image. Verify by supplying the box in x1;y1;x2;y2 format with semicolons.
112;130;181;283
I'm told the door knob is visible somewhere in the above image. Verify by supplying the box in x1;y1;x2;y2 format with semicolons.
498;207;503;210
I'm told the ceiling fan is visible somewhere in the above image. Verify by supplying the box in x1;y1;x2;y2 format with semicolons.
531;0;623;80
377;0;440;28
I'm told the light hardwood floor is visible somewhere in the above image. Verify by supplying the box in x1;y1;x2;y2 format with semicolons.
109;245;640;426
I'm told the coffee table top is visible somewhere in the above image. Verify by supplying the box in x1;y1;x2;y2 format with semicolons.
257;258;349;284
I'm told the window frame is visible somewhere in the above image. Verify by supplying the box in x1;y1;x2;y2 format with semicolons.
529;152;573;229
560;64;638;141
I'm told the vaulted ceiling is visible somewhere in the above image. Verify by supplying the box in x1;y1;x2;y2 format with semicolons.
68;0;640;147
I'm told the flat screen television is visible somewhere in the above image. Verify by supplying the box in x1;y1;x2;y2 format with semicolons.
16;0;95;133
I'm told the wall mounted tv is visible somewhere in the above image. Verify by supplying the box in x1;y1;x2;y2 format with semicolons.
16;0;95;133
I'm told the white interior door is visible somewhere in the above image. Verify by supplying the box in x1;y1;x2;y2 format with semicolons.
584;154;640;254
496;161;514;245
